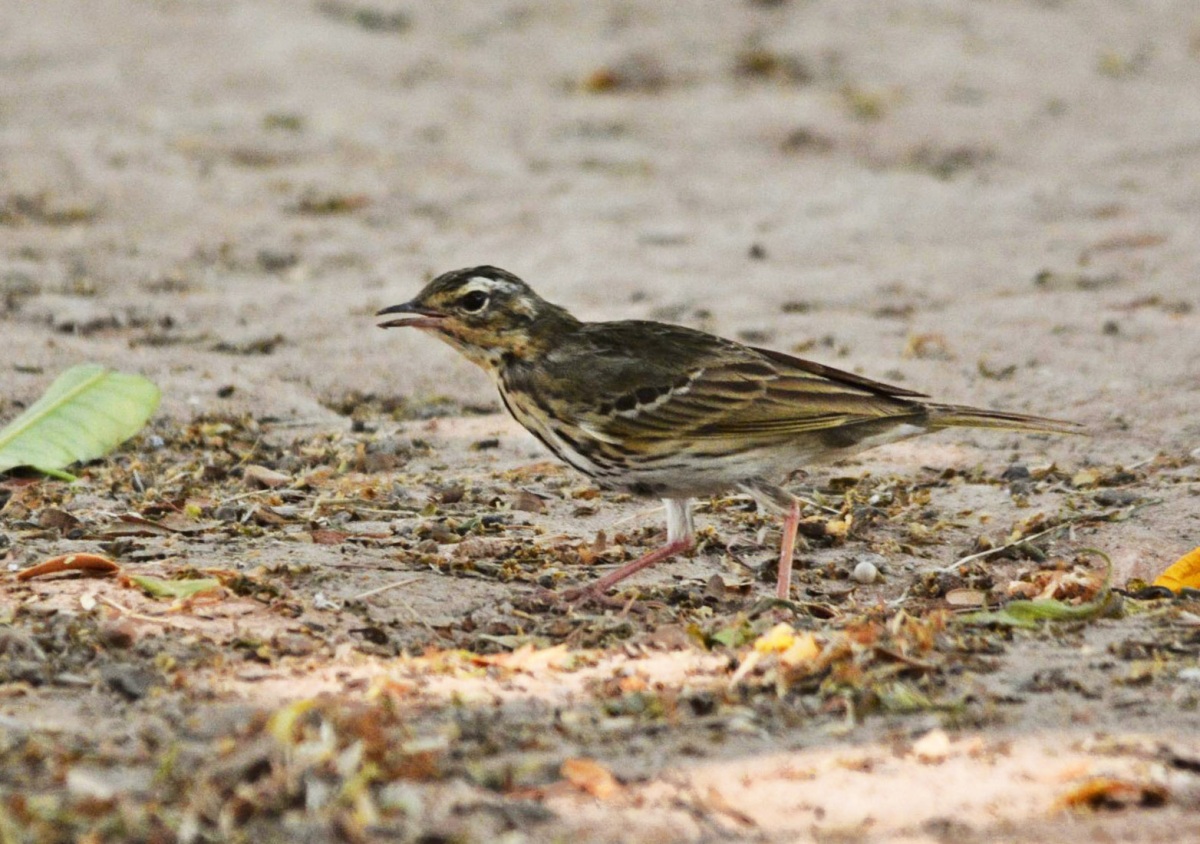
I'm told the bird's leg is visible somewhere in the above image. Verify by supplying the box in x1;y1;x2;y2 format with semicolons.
580;498;695;595
583;538;693;594
776;497;801;600
738;479;802;599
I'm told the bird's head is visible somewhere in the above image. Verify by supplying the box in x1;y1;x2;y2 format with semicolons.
377;266;577;369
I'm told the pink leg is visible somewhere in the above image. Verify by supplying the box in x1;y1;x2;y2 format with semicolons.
776;498;801;600
583;536;694;595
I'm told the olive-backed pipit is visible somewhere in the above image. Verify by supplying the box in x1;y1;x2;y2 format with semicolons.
378;266;1078;599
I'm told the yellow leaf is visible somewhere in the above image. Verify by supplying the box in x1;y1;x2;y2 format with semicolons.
825;517;851;538
1153;547;1200;593
753;622;798;654
268;699;318;744
779;633;821;668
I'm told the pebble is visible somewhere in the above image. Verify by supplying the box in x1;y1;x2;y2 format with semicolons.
852;560;879;584
101;664;157;700
1093;489;1139;507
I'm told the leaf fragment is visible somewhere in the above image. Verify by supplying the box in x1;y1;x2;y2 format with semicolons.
125;574;222;599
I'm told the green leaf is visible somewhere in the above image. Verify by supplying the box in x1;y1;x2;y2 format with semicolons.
959;593;1123;629
128;575;222;599
0;365;160;481
877;682;962;714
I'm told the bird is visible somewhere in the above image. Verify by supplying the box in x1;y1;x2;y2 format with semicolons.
377;265;1079;600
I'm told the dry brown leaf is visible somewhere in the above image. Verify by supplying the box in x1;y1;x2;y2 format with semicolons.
618;675;648;694
1056;777;1168;811
311;529;349;545
37;508;82;531
15;553;120;581
243;464;291;489
561;757;622;799
476;643;571;673
703;786;757;827
510;490;546;513
1086;232;1167;253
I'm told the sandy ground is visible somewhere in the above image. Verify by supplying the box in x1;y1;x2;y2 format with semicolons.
2;1;1200;841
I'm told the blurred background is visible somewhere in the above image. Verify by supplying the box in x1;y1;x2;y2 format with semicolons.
0;0;1196;458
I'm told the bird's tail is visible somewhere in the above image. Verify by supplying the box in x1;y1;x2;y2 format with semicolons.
924;403;1083;435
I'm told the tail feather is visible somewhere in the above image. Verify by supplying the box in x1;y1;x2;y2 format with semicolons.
924;403;1083;435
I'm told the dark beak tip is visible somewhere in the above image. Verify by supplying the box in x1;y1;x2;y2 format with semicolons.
375;301;445;329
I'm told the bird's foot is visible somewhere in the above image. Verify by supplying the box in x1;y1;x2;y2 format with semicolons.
522;583;627;611
556;584;633;610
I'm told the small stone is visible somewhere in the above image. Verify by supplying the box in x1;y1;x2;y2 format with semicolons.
273;633;317;657
256;248;299;272
97;620;137;649
852;560;879;584
1000;464;1031;482
1093;489;1139;507
511;490;547;513
214;504;241;521
102;664;157;700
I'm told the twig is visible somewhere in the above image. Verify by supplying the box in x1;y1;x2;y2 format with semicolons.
218;489;276;505
95;594;171;624
604;503;666;530
935;501;1161;574
936;521;1075;573
350;576;422;602
260;418;327;429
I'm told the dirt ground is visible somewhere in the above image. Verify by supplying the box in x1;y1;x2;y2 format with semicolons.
2;1;1200;841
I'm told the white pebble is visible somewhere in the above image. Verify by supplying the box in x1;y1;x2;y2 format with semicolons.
852;560;879;584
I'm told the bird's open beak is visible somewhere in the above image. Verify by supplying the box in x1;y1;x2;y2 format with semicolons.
376;301;446;329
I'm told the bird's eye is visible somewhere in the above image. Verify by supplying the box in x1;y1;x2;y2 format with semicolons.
459;291;489;313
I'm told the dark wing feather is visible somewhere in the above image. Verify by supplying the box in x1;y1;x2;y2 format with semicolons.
536;321;926;444
749;346;928;400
